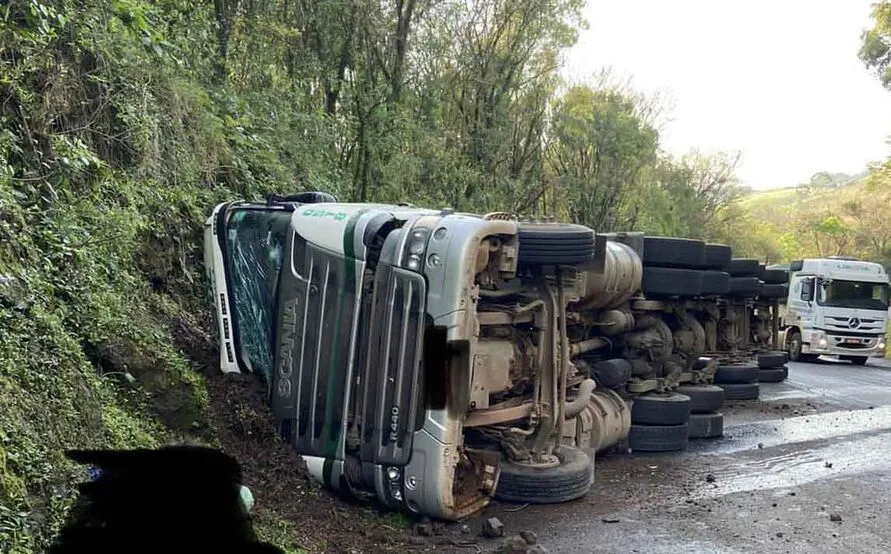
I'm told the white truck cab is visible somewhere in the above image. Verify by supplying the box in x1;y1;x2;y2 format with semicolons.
779;257;890;365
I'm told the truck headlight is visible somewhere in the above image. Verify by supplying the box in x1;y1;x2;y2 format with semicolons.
402;227;431;272
818;337;828;348
879;340;886;350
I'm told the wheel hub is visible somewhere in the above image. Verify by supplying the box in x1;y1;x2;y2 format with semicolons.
514;453;560;469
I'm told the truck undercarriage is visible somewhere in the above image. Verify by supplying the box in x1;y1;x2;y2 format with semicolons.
204;193;872;520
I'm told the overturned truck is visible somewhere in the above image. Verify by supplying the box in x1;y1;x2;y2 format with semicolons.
204;194;789;520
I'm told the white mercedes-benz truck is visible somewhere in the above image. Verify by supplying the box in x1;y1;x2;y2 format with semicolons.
778;257;890;365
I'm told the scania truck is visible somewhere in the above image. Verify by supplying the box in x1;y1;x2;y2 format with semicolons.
777;257;890;365
203;192;793;520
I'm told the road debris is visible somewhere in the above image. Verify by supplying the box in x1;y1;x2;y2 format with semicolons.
830;513;843;522
520;531;538;545
502;535;529;553
706;473;716;483
482;517;505;538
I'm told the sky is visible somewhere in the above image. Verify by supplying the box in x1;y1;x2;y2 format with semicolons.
564;0;891;189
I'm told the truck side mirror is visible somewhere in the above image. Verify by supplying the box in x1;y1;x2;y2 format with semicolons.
801;278;814;302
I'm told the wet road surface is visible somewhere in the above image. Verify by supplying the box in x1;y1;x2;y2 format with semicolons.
464;357;891;553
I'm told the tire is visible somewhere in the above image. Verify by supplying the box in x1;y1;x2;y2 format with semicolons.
517;223;596;266
641;267;703;297
759;283;788;299
715;363;759;384
845;356;869;366
757;351;788;368
591;359;632;388
494;446;591;504
631;392;691;425
628;423;688;452
760;268;788;285
718;382;760;401
700;271;731;295
728;258;761;277
729;276;761;297
676;385;725;413
787;331;818;362
642;237;706;269
703;244;732;270
688;412;724;439
758;366;788;383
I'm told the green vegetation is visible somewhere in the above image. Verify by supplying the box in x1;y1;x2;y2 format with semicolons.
715;170;891;267
2;0;891;552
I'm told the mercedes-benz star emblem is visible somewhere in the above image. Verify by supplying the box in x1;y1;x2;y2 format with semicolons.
848;317;861;329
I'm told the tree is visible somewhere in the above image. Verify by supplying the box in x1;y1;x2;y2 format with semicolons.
546;85;659;231
860;1;891;89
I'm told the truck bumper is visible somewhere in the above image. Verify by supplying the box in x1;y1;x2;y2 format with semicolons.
801;329;886;357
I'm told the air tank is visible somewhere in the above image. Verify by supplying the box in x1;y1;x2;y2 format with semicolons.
577;240;643;310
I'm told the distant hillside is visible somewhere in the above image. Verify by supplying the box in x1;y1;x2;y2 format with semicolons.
736;171;869;230
718;169;882;264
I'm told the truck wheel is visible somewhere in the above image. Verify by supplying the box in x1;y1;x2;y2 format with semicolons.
494;446;592;504
714;363;758;384
787;331;819;362
642;237;706;269
641;267;703;297
757;351;788;368
759;283;788;299
727;258;761;276
718;382;760;401
760;268;789;284
631;392;691;425
676;385;724;413
628;423;688;452
758;366;788;383
590;358;632;388
703;244;732;270
729;276;761;297
688;412;724;439
844;356;869;366
700;271;731;295
517;223;596;266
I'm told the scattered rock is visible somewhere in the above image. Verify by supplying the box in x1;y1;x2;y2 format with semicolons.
830;513;842;523
776;532;784;538
757;443;764;449
706;474;716;483
527;546;548;554
601;517;620;524
824;462;833;468
789;492;796;496
460;524;472;535
520;531;538;545
482;517;505;538
502;535;528;553
772;503;777;508
832;533;839;538
414;517;434;537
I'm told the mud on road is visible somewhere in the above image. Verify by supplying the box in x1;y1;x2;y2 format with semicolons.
432;358;891;554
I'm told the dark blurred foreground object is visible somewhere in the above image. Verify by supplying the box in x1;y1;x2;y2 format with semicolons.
50;445;284;554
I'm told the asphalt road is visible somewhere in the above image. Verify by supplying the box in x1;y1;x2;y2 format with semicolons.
459;357;891;554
